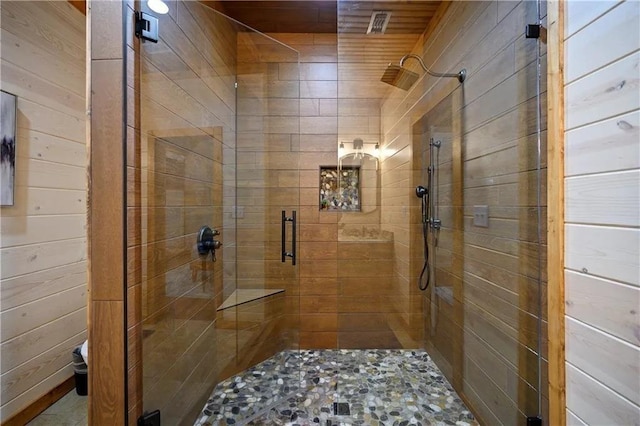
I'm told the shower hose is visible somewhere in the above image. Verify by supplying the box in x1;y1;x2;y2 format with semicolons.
418;182;431;291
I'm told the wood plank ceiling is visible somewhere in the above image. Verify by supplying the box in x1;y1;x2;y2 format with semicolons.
70;0;442;100
215;1;338;33
336;1;442;97
70;0;441;97
216;0;443;100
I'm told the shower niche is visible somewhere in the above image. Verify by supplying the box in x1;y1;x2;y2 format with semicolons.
319;165;361;211
319;152;380;212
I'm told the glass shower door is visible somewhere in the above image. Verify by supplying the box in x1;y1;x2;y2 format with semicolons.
233;17;302;401
128;2;300;424
410;1;548;424
413;93;464;388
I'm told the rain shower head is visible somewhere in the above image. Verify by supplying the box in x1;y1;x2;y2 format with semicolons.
380;54;467;90
380;64;420;91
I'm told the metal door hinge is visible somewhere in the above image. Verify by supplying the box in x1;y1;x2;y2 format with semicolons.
525;24;541;39
526;416;542;426
138;410;160;426
135;11;159;43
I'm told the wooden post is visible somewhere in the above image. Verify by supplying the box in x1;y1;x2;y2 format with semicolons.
546;1;566;425
87;0;127;424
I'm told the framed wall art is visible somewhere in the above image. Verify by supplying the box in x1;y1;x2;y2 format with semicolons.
1;90;17;206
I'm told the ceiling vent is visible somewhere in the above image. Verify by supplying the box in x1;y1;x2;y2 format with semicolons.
366;11;391;34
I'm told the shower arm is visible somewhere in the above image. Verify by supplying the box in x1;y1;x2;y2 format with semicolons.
399;54;466;83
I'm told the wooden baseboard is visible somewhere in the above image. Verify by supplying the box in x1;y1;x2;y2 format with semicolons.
3;376;76;426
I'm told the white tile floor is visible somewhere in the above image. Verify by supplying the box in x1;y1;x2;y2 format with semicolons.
27;390;87;426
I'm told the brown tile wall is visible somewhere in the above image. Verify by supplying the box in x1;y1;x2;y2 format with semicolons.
257;33;420;350
235;32;340;350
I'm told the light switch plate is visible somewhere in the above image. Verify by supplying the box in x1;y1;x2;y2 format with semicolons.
473;205;489;227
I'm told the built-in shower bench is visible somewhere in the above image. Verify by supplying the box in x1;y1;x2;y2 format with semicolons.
217;288;285;311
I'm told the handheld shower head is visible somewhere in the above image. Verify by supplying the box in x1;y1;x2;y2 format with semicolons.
416;185;427;198
381;64;419;91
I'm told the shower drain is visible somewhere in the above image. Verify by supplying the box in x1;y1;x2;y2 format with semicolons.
332;402;351;416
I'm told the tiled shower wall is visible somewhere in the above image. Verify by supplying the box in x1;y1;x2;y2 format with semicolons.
234;31;301;365
235;28;415;350
260;32;414;349
381;1;548;424
235;32;344;349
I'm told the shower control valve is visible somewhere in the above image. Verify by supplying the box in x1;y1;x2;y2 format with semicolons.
197;225;222;261
430;218;441;230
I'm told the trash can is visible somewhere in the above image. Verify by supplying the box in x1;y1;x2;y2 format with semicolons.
72;345;88;396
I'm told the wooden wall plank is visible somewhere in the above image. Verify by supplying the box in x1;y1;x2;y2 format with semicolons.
565;1;639;83
565;52;640;129
87;1;128;424
565;0;621;39
0;29;85;96
2;375;75;426
0;238;87;281
1;286;86;342
565;170;640;227
2;14;84;67
0;261;86;310
1;2;84;62
90;301;125;425
1;61;85;117
90;58;124;302
566;363;640;425
14;160;86;191
1;331;85;403
0;188;86;218
16;131;87;166
566;317;640;405
0;216;87;248
16;99;85;142
0;13;86;402
566;408;588;426
90;0;122;60
564;0;640;424
565;270;640;345
1;308;87;373
565;224;640;286
565;110;639;177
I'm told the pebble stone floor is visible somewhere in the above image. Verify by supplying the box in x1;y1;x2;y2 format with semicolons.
195;349;477;426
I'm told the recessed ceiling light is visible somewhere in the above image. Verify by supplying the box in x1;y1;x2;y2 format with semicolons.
147;0;168;15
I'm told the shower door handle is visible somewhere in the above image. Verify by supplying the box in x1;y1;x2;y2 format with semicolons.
281;210;287;262
281;210;296;265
